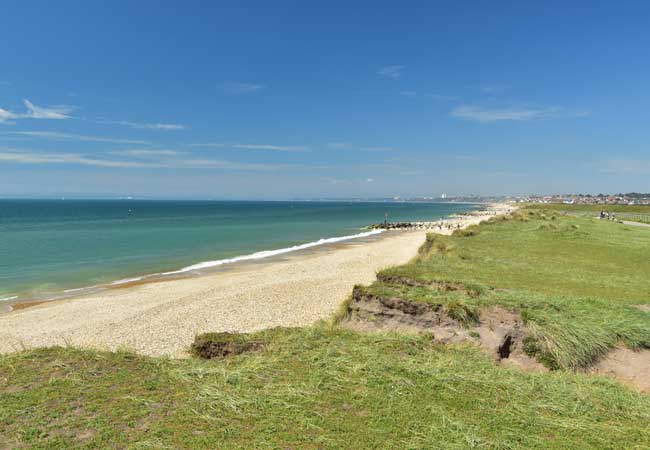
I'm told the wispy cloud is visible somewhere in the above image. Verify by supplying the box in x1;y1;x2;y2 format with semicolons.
222;82;264;94
0;150;152;168
327;142;395;152
0;108;19;124
191;143;308;152
479;85;510;94
400;91;458;101
2;131;150;145
23;99;73;119
601;160;650;175
109;149;186;157
106;120;187;131
0;148;297;171
450;105;564;123
0;99;73;124
377;65;404;79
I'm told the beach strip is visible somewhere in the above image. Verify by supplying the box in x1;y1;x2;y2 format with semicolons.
0;204;511;357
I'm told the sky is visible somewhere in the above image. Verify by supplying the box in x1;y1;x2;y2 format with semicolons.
1;0;649;199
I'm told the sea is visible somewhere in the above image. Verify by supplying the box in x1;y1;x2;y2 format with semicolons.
0;200;479;304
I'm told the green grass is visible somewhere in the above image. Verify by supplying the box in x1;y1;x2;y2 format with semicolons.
2;327;650;449
523;203;650;224
378;208;650;369
2;206;650;448
526;203;650;214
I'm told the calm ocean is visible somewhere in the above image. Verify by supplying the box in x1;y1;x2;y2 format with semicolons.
0;200;478;302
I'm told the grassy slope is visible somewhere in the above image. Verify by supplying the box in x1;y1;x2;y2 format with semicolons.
527;203;650;214
2;329;650;449
2;206;650;449
526;203;650;224
380;209;650;369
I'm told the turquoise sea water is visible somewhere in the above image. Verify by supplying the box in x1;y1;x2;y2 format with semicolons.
0;200;478;302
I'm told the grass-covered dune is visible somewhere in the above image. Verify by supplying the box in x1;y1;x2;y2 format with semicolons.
526;203;650;224
2;206;650;449
527;203;650;214
376;208;650;370
2;329;650;449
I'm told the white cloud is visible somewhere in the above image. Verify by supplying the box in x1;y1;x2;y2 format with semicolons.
107;120;187;130
377;65;404;79
0;150;151;168
110;149;186;157
0;99;73;124
191;143;308;152
480;85;510;93
3;131;149;145
327;142;394;152
23;99;73;119
450;105;563;123
222;82;264;94
400;91;457;101
427;94;458;101
0;148;297;171
365;178;374;182
602;160;650;175
0;108;19;124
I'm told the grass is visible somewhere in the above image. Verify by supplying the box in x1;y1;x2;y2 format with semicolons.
526;203;650;214
1;204;650;448
378;207;650;370
2;328;650;449
524;203;650;224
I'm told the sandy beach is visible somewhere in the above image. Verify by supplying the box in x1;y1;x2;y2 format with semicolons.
0;204;511;358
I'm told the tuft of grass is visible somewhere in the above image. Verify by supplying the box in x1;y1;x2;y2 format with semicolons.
445;301;480;326
453;224;481;237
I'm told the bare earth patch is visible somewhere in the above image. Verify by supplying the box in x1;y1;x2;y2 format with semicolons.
343;288;546;372
591;346;650;393
633;304;650;313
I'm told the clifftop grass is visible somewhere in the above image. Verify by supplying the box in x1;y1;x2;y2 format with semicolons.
377;208;650;369
2;327;650;449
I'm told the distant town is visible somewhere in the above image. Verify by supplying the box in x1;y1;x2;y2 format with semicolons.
306;192;650;205
508;192;650;206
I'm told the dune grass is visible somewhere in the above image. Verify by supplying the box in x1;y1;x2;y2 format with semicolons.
377;208;650;369
1;205;650;448
2;327;650;449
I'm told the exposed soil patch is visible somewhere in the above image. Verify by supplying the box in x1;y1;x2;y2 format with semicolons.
633;304;650;313
591;346;650;393
191;332;263;359
343;287;545;372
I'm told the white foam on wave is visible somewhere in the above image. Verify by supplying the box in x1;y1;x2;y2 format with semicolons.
64;286;94;293
0;295;18;302
163;229;384;275
110;276;145;286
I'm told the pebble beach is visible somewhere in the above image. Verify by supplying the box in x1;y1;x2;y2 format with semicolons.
0;204;511;357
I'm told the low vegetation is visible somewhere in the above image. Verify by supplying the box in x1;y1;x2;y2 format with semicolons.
378;207;650;370
1;205;649;449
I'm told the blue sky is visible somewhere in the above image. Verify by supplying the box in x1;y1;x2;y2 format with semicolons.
1;1;649;199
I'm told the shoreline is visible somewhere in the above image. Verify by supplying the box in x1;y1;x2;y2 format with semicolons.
0;228;387;313
0;204;512;357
